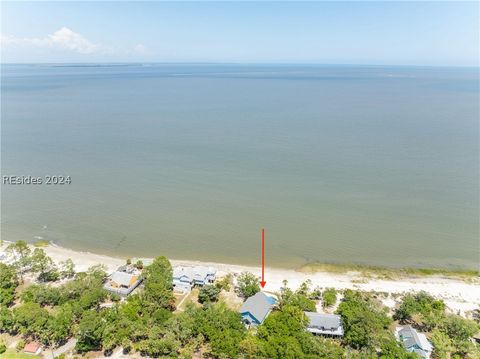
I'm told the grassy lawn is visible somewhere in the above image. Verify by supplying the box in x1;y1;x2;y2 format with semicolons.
0;349;40;359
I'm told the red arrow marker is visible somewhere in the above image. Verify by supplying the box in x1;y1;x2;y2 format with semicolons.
260;228;266;288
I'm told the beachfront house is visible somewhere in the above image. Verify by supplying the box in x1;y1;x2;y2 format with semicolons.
172;265;217;292
104;265;142;296
239;292;276;327
304;312;344;337
396;325;433;359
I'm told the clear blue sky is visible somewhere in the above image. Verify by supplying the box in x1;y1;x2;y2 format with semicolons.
1;1;479;66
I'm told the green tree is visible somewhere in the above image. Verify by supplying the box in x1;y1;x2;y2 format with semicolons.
336;290;392;349
41;305;75;347
256;305;310;359
135;326;179;358
59;259;76;279
165;303;200;346
278;286;316;312
305;337;346;359
21;284;63;306
6;240;31;281
239;334;259;359
31;248;59;282
309;286;322;300
13;302;49;339
16;339;25;352
297;280;312;296
394;291;445;330
237;272;260;298
0;263;18;306
379;339;418;358
322;288;337;308
194;302;246;358
442;315;478;342
75;310;106;353
0;306;14;332
198;285;221;304
143;256;175;310
430;329;454;359
215;274;232;291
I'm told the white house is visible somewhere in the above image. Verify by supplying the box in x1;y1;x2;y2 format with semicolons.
172;265;217;292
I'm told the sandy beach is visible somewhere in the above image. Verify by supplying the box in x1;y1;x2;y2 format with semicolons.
2;241;477;317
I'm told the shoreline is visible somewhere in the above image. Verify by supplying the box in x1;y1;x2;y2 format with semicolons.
1;240;479;317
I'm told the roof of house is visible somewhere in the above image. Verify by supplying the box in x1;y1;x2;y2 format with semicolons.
305;312;342;330
110;271;138;287
173;266;216;281
24;342;41;353
397;326;433;352
240;292;275;324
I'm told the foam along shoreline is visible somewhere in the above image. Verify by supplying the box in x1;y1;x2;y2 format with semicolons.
1;241;479;317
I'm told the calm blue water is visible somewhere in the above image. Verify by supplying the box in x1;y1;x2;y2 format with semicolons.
1;64;479;269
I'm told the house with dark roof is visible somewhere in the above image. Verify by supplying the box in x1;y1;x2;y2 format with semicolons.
304;312;344;337
104;265;142;296
396;325;433;359
239;292;276;327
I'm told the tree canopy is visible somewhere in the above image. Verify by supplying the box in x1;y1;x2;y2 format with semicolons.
237;272;260;299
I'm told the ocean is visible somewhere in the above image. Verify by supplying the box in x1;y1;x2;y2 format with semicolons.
1;63;478;269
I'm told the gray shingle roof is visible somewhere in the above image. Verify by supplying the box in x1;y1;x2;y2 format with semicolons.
240;292;274;324
304;312;342;330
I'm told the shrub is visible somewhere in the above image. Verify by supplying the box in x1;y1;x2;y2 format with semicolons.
198;285;221;304
215;274;232;291
394;291;445;326
16;339;25;352
278;287;316;312
322;288;337;308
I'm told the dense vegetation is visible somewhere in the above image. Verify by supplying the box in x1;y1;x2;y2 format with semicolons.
1;240;479;358
394;291;480;358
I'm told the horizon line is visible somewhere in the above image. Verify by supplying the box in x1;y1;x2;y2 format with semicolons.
1;61;479;69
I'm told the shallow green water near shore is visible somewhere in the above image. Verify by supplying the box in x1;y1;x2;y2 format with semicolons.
1;64;478;269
